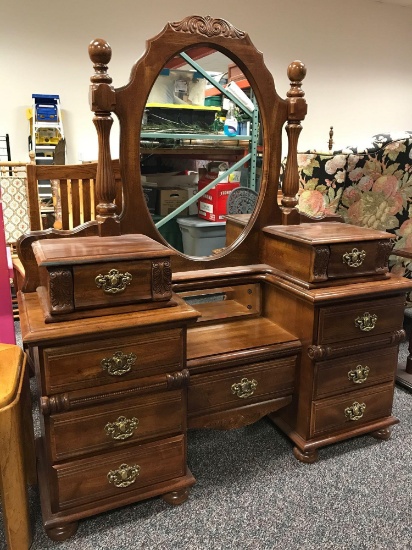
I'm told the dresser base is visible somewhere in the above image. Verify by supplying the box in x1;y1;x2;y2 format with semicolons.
36;439;196;541
268;414;399;463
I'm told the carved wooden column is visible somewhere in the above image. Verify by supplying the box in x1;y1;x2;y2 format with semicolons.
281;60;307;226
88;38;120;236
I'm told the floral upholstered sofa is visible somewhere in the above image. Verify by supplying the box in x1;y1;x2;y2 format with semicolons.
296;131;412;279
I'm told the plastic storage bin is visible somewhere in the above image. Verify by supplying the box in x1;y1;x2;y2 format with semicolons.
177;216;226;257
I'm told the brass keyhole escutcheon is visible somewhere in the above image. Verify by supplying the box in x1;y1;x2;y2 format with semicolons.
348;364;370;384
344;401;366;421
231;377;258;399
354;312;377;332
105;416;139;440
342;248;366;268
107;463;140;488
95;268;132;294
101;351;137;376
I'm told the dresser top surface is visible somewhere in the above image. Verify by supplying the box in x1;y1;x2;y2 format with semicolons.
263;222;393;244
18;291;199;344
32;234;174;266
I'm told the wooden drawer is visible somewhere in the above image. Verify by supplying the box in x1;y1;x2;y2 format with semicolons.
188;356;296;418
42;328;183;394
262;223;392;284
33;234;173;316
317;295;405;345
310;382;394;437
47;389;185;461
52;435;186;511
326;241;390;280
73;260;154;309
314;346;398;399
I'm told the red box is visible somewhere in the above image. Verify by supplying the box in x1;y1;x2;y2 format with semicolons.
197;179;240;222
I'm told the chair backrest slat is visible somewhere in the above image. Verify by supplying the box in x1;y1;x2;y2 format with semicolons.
59;179;70;230
82;178;93;223
71;178;81;227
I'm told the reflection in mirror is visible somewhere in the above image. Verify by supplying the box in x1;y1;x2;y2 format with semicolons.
139;47;262;259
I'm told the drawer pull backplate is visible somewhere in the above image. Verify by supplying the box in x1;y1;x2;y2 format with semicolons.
342;248;366;268
344;401;366;421
348;365;370;384
105;416;139;440
231;377;258;399
95;269;132;294
354;312;377;332
107;463;140;488
101;351;137;376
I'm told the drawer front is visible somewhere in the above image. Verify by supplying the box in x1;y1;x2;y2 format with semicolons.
314;346;398;399
52;435;185;511
73;260;154;309
188;356;296;418
327;241;389;279
311;382;394;437
43;328;183;394
48;390;185;461
317;295;405;344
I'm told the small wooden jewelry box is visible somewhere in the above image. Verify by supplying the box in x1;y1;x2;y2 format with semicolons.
263;222;394;286
32;234;175;321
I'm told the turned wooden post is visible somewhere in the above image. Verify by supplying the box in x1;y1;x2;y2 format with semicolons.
328;126;334;152
281;60;307;225
88;38;120;236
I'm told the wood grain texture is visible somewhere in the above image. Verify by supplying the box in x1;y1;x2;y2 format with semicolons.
0;344;33;550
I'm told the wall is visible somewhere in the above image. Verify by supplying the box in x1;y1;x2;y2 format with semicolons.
1;0;412;164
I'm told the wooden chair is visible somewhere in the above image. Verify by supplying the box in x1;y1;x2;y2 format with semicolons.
26;160;122;231
0;344;36;550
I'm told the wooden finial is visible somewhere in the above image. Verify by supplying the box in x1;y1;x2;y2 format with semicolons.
328;126;334;152
281;60;308;226
89;38;113;84
287;61;307;99
88;38;119;236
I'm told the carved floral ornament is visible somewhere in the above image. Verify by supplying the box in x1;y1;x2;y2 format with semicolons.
170;15;246;39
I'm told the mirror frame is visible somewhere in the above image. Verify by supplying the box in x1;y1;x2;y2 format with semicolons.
89;15;307;272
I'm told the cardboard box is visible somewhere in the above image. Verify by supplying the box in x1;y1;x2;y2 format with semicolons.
197;179;240;222
186;185;199;216
145;172;198;187
156;188;189;216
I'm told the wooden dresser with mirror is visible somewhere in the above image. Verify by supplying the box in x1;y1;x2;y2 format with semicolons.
17;15;412;541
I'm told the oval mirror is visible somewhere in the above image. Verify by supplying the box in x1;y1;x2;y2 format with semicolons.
140;46;262;259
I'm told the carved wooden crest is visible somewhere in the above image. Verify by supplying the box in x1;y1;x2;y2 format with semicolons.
170;15;246;39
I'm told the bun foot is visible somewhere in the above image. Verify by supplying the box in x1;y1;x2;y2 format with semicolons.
293;446;319;464
162;487;190;506
371;427;392;441
46;521;78;541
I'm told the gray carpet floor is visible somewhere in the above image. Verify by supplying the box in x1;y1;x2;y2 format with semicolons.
1;320;411;550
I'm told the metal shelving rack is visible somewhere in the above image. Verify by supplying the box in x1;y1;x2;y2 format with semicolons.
141;51;260;231
28;94;64;202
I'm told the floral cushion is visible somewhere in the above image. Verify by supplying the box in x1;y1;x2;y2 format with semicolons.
296;131;412;280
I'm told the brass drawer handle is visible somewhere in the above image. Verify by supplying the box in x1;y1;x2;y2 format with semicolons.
348;364;370;384
101;351;137;376
344;401;366;421
107;463;140;488
105;416;139;440
342;248;366;268
95;268;132;294
354;312;377;332
231;377;258;399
